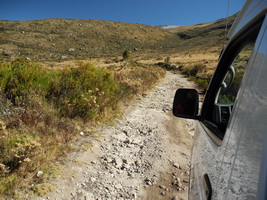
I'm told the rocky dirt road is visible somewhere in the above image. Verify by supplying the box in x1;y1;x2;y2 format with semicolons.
37;71;196;200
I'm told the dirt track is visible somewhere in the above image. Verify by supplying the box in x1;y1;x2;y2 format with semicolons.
35;71;196;200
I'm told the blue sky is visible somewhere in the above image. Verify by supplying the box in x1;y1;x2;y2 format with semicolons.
0;0;246;26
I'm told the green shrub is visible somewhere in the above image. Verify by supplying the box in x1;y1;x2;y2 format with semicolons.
0;133;40;173
196;78;209;89
0;58;49;106
164;56;170;64
122;50;130;60
188;76;210;90
46;62;125;119
181;64;205;77
0;175;17;194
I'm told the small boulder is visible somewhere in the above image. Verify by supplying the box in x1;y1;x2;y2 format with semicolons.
68;48;75;52
36;171;44;178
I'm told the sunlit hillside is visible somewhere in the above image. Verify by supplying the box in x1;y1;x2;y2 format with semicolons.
0;14;237;61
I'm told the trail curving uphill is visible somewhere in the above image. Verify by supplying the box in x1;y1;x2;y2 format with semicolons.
37;71;196;200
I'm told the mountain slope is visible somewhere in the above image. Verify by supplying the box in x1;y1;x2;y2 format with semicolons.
162;14;238;54
0;19;172;60
0;14;237;61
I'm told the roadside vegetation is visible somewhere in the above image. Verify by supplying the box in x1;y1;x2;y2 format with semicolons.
179;64;211;90
0;57;165;198
158;58;212;91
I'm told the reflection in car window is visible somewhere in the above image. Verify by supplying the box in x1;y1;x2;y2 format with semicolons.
202;41;256;140
217;42;254;104
210;41;255;135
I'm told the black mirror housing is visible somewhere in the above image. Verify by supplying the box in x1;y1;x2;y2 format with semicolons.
172;88;199;119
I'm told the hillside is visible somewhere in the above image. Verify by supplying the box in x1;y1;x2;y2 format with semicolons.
0;14;237;61
167;14;237;53
0;19;172;61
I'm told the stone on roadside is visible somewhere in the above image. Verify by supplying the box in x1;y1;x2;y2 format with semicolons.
36;171;44;178
135;159;142;167
159;185;167;190
131;138;142;145
90;177;96;183
173;162;180;169
80;131;85;136
106;157;113;163
113;156;123;168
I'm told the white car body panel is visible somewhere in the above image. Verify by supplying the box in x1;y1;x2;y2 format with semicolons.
174;1;267;199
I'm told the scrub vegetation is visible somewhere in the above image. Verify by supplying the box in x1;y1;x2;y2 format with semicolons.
180;64;211;90
0;57;165;197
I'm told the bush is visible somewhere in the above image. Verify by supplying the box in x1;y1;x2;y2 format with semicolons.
188;75;210;90
46;62;125;119
196;78;210;89
0;58;49;106
164;56;170;64
0;175;17;194
179;63;210;90
0;133;40;173
122;50;130;60
114;64;165;95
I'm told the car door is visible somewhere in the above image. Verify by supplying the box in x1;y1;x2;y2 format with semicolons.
216;15;267;200
189;16;265;200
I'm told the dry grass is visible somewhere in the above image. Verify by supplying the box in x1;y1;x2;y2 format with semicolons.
137;51;220;76
0;19;172;61
0;57;165;198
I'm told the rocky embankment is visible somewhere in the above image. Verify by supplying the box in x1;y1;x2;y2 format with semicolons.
34;71;196;200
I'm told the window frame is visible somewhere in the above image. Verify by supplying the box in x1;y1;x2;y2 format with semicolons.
199;18;264;144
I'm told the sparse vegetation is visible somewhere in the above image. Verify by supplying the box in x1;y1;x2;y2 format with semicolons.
189;76;210;90
164;56;170;64
179;63;211;90
114;63;165;95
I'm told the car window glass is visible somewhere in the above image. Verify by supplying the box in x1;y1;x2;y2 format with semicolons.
212;41;255;133
217;42;254;104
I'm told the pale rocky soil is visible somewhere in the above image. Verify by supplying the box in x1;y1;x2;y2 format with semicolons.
34;71;197;200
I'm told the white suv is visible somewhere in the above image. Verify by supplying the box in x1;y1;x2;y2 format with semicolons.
173;0;267;199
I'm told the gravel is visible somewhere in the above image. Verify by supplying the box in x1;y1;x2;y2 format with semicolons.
34;71;196;200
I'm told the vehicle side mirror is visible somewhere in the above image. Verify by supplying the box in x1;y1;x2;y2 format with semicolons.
172;88;199;119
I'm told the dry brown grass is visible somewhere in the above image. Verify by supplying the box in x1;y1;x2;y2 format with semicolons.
0;14;237;63
0;57;165;198
0;19;172;61
136;51;220;75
